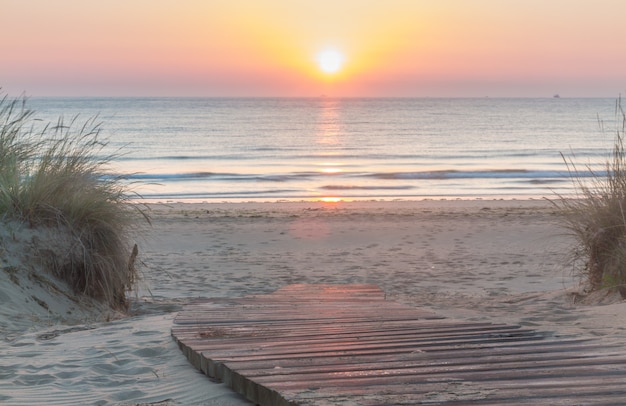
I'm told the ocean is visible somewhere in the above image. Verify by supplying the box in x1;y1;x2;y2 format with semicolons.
28;97;620;202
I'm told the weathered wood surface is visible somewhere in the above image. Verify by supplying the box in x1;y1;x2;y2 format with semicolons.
171;284;626;405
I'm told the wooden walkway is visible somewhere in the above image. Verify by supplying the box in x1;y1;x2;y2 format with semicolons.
171;284;626;405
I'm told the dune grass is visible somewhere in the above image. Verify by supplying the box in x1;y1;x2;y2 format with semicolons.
0;93;145;310
554;98;626;297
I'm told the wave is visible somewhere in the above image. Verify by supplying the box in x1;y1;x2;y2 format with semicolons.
361;169;602;180
138;189;300;199
125;172;316;182
115;155;257;161
320;185;415;191
121;168;602;184
114;149;609;163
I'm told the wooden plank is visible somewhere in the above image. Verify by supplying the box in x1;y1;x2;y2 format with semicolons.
171;284;626;405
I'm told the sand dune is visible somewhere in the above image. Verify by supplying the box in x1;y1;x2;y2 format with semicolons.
2;199;624;405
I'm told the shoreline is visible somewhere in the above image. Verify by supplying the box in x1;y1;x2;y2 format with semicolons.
3;198;625;405
133;195;559;205
137;196;559;214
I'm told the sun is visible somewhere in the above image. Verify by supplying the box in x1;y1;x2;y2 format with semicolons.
317;49;344;74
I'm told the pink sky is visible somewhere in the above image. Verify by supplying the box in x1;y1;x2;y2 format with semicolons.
3;0;626;97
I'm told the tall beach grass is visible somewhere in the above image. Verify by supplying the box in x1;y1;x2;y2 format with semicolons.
554;98;626;297
0;93;145;310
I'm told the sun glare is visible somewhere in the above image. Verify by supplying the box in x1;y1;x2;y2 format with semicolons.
318;49;344;74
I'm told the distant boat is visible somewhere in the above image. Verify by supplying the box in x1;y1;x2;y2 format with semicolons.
553;94;560;98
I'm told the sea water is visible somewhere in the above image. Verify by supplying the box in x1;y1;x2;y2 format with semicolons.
28;97;620;202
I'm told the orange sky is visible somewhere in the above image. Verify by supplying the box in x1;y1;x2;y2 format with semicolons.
2;0;626;97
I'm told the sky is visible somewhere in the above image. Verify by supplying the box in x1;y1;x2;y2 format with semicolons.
2;0;626;97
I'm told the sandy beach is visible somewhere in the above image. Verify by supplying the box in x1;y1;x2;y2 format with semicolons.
2;199;625;405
